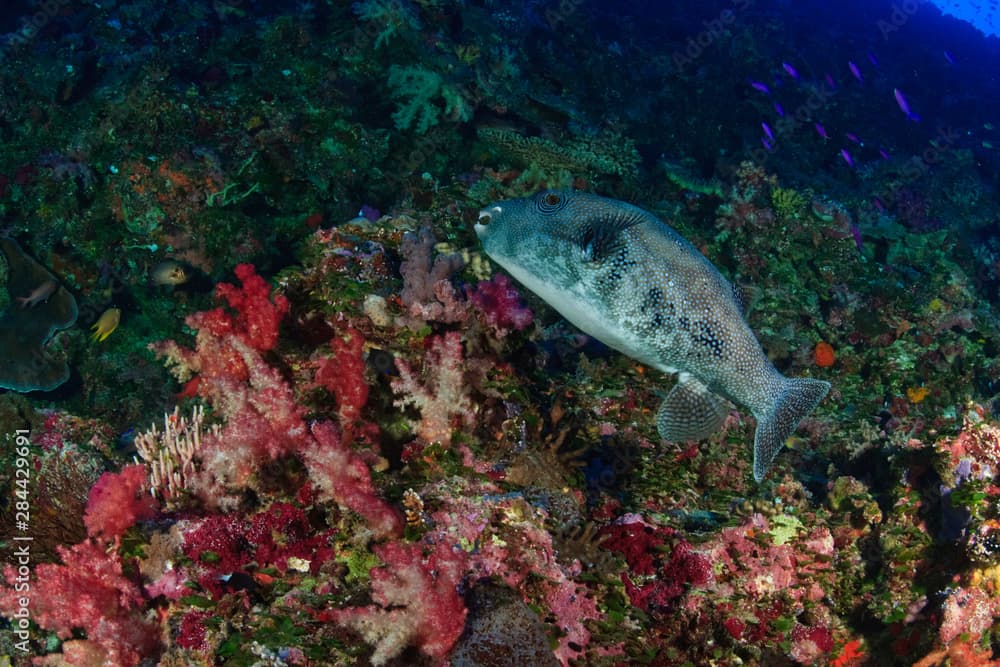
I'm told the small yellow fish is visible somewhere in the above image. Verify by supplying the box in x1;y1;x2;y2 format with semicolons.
90;307;121;342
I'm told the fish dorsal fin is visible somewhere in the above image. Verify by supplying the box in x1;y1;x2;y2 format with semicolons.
571;211;646;263
656;375;731;442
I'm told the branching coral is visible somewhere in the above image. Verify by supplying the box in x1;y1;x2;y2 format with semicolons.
391;331;475;447
398;226;467;324
325;540;468;665
151;265;400;535
83;463;159;541
353;0;421;49
386;65;473;133
0;540;161;665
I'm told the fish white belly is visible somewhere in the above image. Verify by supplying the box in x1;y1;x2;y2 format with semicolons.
501;260;676;374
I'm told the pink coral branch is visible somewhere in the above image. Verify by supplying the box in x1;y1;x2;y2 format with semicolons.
84;463;159;541
303;420;402;539
326;540;467;665
391;331;474;447
0;540;160;666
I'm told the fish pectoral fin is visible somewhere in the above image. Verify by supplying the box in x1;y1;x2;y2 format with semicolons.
656;377;731;442
752;377;831;483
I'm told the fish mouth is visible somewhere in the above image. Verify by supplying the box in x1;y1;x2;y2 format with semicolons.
474;206;501;236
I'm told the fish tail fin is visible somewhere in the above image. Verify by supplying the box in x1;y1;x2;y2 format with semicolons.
752;377;830;482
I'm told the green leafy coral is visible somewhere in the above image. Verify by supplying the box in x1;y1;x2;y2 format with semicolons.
387;66;473;134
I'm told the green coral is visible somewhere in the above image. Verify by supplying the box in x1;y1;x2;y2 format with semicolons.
477;126;640;179
387;66;473;134
662;159;724;197
770;186;807;220
353;0;421;49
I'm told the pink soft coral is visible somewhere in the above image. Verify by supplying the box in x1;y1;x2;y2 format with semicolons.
0;540;160;665
152;269;399;537
314;327;370;434
303;420;402;538
467;273;533;335
84;463;158;541
324;540;467;665
204;262;289;351
391;331;474;447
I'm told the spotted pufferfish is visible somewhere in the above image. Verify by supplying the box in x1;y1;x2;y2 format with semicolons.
475;190;830;481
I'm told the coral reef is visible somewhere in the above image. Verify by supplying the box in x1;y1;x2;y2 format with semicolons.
0;1;999;665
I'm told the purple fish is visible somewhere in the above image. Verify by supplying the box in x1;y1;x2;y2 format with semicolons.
814;123;829;140
873;196;886;211
848;61;862;82
761;137;774;151
944;50;955;64
782;62;799;80
845;132;861;144
878;148;890;160
761;122;774;141
824;73;836;89
867;51;879;66
840;148;854;167
850;223;863;252
750;80;770;95
894;88;920;121
774;102;785;117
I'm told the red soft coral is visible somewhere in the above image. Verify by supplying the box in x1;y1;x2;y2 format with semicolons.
84;464;159;541
315;327;370;432
211;263;290;351
324;540;467;665
0;540;160;665
467;273;533;335
302;420;401;538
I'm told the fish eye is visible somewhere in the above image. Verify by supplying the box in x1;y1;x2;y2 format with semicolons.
544;193;561;206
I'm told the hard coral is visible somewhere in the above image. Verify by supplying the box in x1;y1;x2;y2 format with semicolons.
0;237;78;392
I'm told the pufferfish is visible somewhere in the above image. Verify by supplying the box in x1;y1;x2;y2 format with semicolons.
475;190;830;481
